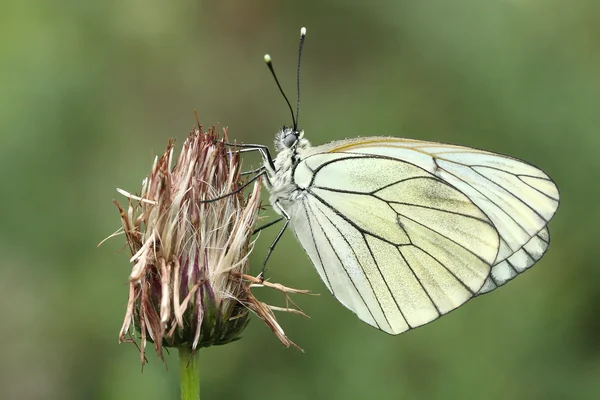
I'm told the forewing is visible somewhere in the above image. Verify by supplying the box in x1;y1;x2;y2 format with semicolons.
289;155;499;334
316;137;559;287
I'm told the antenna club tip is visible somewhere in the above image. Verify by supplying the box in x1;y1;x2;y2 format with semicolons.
300;27;306;36
264;54;271;63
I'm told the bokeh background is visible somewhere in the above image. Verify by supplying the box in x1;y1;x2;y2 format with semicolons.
1;0;599;399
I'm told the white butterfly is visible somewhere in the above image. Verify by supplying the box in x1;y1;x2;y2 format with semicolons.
246;27;559;335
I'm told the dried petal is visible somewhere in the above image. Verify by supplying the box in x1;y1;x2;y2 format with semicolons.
107;125;309;364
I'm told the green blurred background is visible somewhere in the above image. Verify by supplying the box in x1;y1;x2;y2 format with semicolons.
1;0;599;399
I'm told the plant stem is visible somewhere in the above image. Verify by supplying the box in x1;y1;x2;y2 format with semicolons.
179;347;200;400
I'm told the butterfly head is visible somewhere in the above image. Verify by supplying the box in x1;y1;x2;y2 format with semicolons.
274;126;304;152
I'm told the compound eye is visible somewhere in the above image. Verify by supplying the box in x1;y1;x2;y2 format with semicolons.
282;132;298;148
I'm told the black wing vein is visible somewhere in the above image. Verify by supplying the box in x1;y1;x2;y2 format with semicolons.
301;197;335;296
395;247;441;316
438;167;530;249
393;209;496;266
381;199;492;224
471;167;548;223
361;233;411;328
517;175;560;201
406;245;477;295
306;198;385;331
307;190;400;246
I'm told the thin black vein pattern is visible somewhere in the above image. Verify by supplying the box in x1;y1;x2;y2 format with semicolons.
309;154;396;175
467;163;546;177
394;208;497;266
523;236;543;257
402;239;478;295
498;238;510;255
465;162;558;200
310;195;418;331
302;151;538;252
315;176;494;225
471;166;548;223
395;246;441;316
362;232;411;329
319;145;558;220
305;154;436;188
437;159;559;206
517;175;560;201
313;179;494;245
381;199;493;225
438;166;530;249
297;146;555;302
506;259;519;274
489;271;500;286
307;155;381;187
301;197;335;297
536;229;550;244
312;184;483;297
307;190;400;246
308;198;388;331
311;175;430;196
312;186;372;195
309;181;494;294
521;246;536;263
369;176;436;195
471;162;557;194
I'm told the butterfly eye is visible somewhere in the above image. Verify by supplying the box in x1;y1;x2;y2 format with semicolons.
282;131;299;148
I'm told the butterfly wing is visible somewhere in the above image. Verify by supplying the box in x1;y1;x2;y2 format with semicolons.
478;227;550;294
304;137;560;295
287;153;500;334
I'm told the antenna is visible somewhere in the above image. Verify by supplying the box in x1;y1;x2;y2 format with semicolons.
264;26;307;131
295;27;307;130
264;54;296;129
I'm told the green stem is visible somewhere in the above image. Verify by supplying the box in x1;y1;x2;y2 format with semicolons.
178;347;201;400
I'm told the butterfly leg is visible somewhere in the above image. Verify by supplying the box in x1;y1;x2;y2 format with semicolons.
253;217;284;235
242;165;267;176
258;202;290;282
222;142;276;171
198;171;265;204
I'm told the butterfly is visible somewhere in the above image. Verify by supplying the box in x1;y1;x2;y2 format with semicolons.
239;27;559;335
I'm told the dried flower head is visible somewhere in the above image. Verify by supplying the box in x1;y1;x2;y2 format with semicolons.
108;125;308;364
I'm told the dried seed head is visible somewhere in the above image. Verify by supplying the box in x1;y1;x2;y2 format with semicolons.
108;125;309;364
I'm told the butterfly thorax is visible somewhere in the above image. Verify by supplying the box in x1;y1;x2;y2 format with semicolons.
266;130;312;211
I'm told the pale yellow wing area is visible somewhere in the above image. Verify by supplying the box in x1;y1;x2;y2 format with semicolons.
288;155;499;334
302;136;559;295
